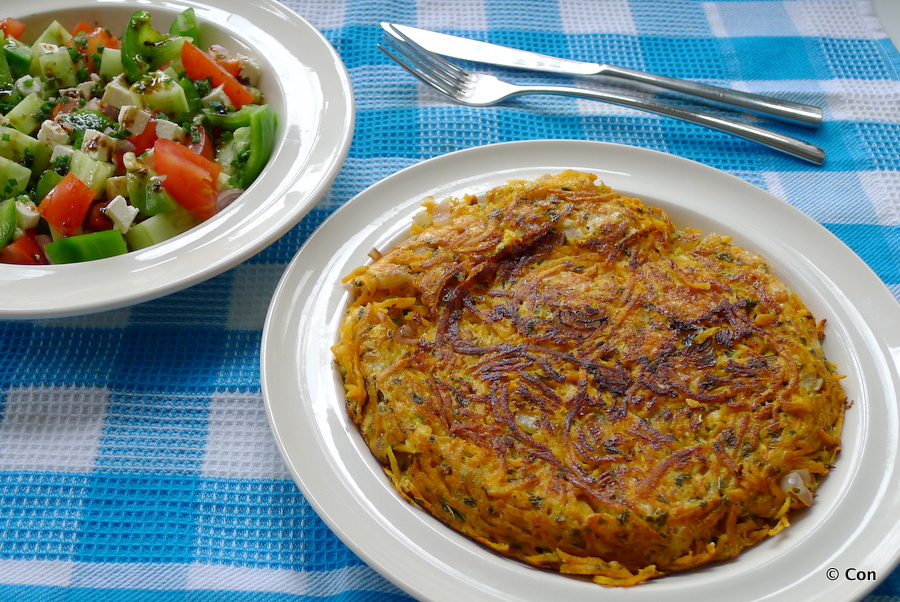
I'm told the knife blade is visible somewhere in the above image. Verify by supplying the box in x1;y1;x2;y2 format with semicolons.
383;23;823;125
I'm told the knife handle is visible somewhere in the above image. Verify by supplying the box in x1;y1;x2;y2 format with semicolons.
509;84;825;164
598;65;823;125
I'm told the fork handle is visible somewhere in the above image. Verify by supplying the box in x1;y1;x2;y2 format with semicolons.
598;65;824;126
513;84;825;165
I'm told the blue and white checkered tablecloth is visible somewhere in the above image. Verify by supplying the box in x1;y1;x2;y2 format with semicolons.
1;0;899;600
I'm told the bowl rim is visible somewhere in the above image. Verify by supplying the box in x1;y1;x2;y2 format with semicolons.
0;0;355;319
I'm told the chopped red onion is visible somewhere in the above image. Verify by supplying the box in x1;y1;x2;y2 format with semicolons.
779;469;814;506
35;234;53;259
101;103;120;121
83;98;104;112
431;197;452;225
396;324;418;345
216;188;244;212
115;139;136;154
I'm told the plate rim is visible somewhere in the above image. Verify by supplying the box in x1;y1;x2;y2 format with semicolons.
0;0;355;319
262;139;900;602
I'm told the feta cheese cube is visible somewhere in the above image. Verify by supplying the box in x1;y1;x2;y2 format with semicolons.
50;144;75;163
61;73;99;101
155;119;185;142
102;74;141;109
102;195;140;233
118;105;152;136
80;128;117;163
16;75;45;96
75;78;96;99
37;120;71;149
238;55;261;86
105;175;128;201
201;84;233;109
14;199;40;231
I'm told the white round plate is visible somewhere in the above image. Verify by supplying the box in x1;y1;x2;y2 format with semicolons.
262;140;900;602
0;0;354;319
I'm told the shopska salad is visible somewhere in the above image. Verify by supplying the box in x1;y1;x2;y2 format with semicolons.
0;9;275;264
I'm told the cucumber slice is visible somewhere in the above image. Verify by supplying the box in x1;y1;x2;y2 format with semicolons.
28;20;73;77
5;92;44;135
0;197;16;248
0;155;33;198
215;126;250;176
34;169;63;204
99;47;125;79
68;150;114;197
32;21;73;47
129;172;177;216
135;71;190;117
0;126;50;178
38;47;78;89
124;206;195;250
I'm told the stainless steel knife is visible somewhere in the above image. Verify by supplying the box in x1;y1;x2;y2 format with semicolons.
382;22;823;126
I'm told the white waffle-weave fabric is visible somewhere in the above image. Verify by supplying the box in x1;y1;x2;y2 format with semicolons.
0;0;898;600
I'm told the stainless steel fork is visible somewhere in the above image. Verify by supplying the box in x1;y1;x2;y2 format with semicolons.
379;25;825;165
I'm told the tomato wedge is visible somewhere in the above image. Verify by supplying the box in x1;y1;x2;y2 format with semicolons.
181;41;254;108
0;231;47;265
128;118;159;154
0;18;25;40
155;137;221;180
153;138;220;220
51;96;81;119
207;44;241;77
38;172;96;236
69;25;121;72
84;201;114;232
69;20;95;36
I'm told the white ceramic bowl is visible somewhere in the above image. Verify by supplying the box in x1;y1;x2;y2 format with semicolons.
0;0;354;319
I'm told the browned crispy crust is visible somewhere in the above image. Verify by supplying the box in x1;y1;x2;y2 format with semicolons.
333;171;846;586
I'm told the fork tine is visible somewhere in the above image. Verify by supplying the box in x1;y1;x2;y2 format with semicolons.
381;23;478;100
380;35;463;94
379;41;458;98
383;24;471;81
